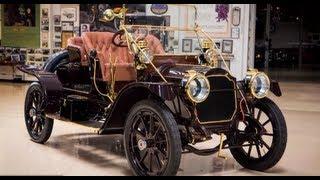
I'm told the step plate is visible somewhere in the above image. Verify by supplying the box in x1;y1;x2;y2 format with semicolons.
46;113;103;133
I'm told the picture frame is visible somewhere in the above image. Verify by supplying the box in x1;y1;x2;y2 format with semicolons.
231;27;240;39
42;8;48;18
41;41;48;48
61;7;77;22
182;39;192;52
54;26;62;32
53;15;61;25
41;18;49;26
231;7;241;26
62;22;74;31
41;25;49;31
80;24;90;35
54;42;62;48
11;54;21;63
222;40;233;53
61;31;74;48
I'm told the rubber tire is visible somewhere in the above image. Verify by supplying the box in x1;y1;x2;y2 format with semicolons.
124;99;182;176
229;97;287;171
25;82;54;144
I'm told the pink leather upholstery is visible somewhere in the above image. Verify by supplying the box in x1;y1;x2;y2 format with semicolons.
82;32;114;54
104;45;136;81
78;32;165;82
67;37;87;65
145;35;165;54
82;32;115;81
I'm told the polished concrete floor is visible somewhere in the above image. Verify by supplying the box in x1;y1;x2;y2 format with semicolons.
0;81;319;176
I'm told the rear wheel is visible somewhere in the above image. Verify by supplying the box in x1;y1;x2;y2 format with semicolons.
229;97;287;171
124;100;182;176
25;82;53;144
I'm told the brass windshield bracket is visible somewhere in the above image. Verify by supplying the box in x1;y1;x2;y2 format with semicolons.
218;133;227;159
108;53;118;101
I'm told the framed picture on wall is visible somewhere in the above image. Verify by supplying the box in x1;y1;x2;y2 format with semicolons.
54;42;62;48
3;4;36;27
11;54;21;63
41;41;48;48
54;26;62;32
182;39;192;52
222;40;233;53
42;8;49;18
62;22;74;31
61;8;77;22
53;15;61;25
80;24;90;35
61;31;74;48
231;27;240;39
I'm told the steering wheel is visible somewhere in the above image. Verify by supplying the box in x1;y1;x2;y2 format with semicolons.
112;30;128;47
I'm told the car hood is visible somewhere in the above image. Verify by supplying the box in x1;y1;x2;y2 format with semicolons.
155;63;231;83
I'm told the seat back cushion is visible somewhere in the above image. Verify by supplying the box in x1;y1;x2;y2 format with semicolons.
82;32;114;53
102;45;136;81
145;34;165;54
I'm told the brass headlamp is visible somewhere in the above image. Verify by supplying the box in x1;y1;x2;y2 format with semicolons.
182;70;210;103
245;69;270;99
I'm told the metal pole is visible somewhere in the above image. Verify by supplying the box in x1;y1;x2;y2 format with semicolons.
298;15;303;70
248;4;256;69
265;4;271;72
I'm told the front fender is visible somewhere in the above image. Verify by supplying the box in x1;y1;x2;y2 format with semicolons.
270;80;282;97
99;82;180;134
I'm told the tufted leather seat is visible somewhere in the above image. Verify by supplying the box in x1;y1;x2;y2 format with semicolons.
82;32;117;81
145;34;166;54
70;32;165;82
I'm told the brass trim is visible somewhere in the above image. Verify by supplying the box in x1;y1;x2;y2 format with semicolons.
122;24;197;32
100;7;127;22
107;54;118;101
201;39;213;49
196;74;237;125
137;40;148;49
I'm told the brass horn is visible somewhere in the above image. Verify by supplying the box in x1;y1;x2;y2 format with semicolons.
100;7;126;22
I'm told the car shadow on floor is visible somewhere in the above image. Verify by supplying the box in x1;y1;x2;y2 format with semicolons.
47;132;133;175
45;132;287;176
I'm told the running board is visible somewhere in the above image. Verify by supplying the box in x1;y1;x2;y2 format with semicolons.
46;113;103;133
62;87;90;95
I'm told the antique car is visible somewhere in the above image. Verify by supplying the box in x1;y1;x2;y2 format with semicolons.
18;5;287;176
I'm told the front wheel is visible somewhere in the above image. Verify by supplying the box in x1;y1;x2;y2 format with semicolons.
228;97;287;171
124;100;182;176
24;82;53;144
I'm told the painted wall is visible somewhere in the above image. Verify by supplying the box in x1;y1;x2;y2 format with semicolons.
146;4;251;80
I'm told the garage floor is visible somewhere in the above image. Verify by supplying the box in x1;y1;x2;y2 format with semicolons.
0;81;319;175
